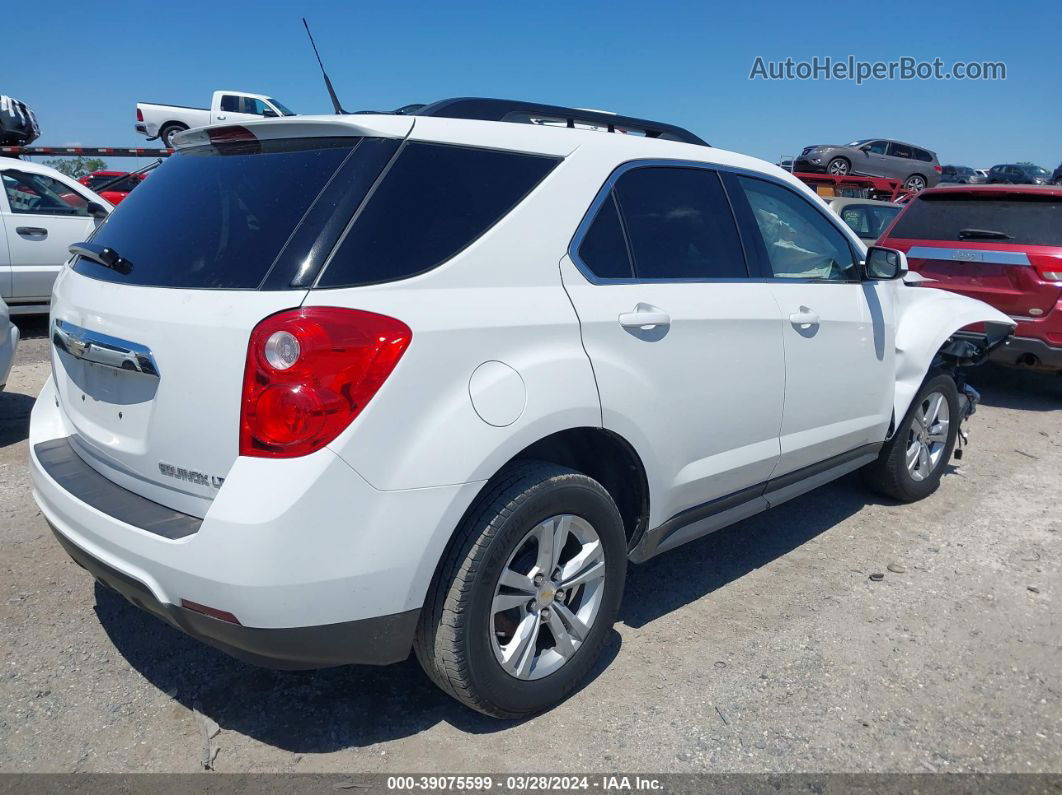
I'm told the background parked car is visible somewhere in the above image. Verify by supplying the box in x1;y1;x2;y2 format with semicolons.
975;169;990;180
0;158;110;314
827;197;903;245
878;184;1062;372
940;165;987;184
135;90;297;147
0;295;17;390
793;139;941;192
1051;163;1062;185
78;170;148;206
986;164;1050;184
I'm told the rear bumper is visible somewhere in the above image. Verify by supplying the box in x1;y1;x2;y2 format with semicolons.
989;335;1062;371
29;376;483;669
50;522;419;669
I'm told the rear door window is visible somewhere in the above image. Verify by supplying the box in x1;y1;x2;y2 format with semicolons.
74;137;356;288
888;194;1062;246
887;143;913;159
611;167;747;280
317;143;559;288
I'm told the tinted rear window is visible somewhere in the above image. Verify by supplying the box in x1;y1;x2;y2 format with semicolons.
614;167;747;280
888;194;1062;246
318;143;559;288
74;138;355;288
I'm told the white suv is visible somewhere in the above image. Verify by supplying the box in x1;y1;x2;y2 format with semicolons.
30;99;1014;718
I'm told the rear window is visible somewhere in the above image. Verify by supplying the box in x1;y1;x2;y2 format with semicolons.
317;143;559;288
888;193;1062;247
74;138;355;289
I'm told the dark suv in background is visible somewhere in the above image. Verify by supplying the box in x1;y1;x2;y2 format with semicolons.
987;164;1051;184
940;165;987;184
793;139;941;191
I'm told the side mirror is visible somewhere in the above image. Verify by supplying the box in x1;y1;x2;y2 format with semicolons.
86;201;109;219
262;108;279;118
864;246;908;280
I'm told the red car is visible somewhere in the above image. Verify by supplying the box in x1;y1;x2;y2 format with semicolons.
77;170;147;205
879;184;1062;371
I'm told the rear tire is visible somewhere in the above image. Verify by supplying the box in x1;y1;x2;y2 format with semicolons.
159;123;188;148
863;372;960;502
414;461;627;719
904;174;928;192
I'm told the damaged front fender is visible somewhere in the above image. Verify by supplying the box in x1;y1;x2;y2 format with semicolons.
892;284;1015;433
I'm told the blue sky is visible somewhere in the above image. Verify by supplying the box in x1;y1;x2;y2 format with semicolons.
10;0;1061;170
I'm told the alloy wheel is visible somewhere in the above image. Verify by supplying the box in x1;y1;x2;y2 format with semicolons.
490;514;606;680
828;159;849;175
906;391;950;482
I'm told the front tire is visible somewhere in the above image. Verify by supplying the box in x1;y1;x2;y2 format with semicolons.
863;372;960;502
827;157;850;176
415;461;627;719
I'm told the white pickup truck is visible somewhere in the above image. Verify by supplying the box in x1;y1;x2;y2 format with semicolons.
135;90;296;147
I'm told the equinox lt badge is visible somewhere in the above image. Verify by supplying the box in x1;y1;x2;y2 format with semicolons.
159;462;225;489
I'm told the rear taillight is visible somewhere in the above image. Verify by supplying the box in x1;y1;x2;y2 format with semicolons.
934;165;942;173
240;308;412;458
136;107;143;121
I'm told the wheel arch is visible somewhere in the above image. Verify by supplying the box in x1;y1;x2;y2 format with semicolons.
416;425;650;613
892;286;1014;430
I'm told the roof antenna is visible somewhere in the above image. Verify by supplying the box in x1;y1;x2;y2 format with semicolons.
302;17;346;114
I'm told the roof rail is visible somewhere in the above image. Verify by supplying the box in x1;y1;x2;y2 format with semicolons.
407;97;709;147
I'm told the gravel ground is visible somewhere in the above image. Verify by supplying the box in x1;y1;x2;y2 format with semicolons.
1;314;1059;774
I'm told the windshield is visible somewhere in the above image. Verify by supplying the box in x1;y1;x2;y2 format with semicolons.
847;139;872;146
888;194;1062;246
1025;166;1049;176
268;98;296;116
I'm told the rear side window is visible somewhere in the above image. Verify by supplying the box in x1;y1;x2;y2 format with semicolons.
577;194;633;279
318;143;559;288
74;137;355;288
612;167;747;280
913;148;934;163
888;194;1062;246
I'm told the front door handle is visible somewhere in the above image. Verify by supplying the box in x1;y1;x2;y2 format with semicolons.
789;308;820;328
619;303;671;329
16;226;48;239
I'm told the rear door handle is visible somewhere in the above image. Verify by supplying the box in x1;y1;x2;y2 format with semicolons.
619;303;671;329
789;308;820;328
16;226;48;239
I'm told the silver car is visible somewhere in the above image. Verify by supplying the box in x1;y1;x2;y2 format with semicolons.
827;197;903;245
794;139;941;191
